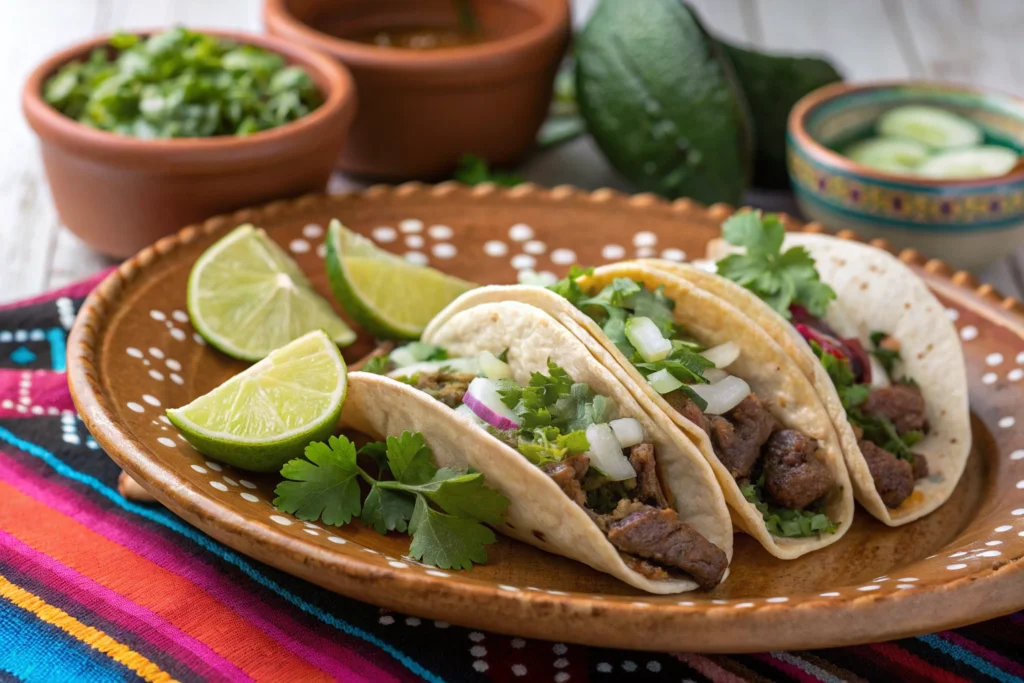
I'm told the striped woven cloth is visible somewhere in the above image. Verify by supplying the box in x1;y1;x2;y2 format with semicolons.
0;271;1021;683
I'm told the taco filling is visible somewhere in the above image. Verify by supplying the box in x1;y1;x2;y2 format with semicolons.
549;274;839;538
793;310;929;508
369;348;728;588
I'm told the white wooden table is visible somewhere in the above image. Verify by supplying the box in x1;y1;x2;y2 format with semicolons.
3;0;1024;303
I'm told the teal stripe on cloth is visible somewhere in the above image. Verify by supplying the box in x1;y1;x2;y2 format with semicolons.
0;597;130;683
0;425;445;683
917;634;1024;683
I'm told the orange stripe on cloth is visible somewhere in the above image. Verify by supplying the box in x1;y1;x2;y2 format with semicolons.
0;481;332;683
0;573;175;683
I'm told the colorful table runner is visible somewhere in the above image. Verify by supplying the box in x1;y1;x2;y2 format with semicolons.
0;272;1021;683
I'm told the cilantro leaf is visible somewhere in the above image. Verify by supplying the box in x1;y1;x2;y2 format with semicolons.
360;355;391;374
546;265;594;307
358;440;390;473
453;154;523;187
718;211;836;318
631;285;676;337
274;436;362;525
740;476;837;538
407;495;497;570
517;428;590;465
869;331;901;379
384;432;436;485
384;468;509;526
361;486;414;534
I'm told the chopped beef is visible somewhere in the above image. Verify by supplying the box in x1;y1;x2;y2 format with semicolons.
663;391;709;434
911;452;929;480
593;498;649;533
622;555;670;581
606;506;728;589
540;455;590;507
860;439;914;508
709;395;778;478
411;371;476;408
629;443;668;507
762;430;834;509
861;384;928;435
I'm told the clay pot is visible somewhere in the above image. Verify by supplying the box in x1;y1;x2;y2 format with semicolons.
264;0;570;180
23;29;357;258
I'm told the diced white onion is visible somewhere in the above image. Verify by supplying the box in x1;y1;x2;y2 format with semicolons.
690;375;751;415
387;356;480;379
585;423;636;480
700;341;740;369
609;417;645;448
390;342;442;368
478;350;512;380
703;367;728;384
646;368;683;394
463;377;520;430
625;316;672;362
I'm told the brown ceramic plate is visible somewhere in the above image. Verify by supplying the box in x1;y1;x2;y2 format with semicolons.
68;184;1024;653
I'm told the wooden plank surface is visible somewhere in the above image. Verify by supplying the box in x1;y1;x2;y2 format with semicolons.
2;0;1022;302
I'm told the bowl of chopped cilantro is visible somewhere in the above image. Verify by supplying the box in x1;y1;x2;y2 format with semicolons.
23;27;357;257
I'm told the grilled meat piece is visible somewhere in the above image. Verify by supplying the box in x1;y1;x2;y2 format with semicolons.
762;429;834;509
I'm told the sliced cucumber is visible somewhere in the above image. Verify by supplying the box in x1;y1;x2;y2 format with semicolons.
843;137;930;174
916;145;1020;179
877;105;983;150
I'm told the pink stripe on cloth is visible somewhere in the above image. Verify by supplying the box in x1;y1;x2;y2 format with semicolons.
675;654;749;683
753;653;821;682
939;631;1024;678
0;452;401;683
0;370;76;418
0;529;250;683
0;268;116;311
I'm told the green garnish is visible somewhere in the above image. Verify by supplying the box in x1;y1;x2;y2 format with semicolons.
453;154;523;187
547;271;713;409
741;475;837;538
809;342;920;462
360;355;391;374
869;331;901;379
44;28;322;138
274;432;509;570
716;211;836;319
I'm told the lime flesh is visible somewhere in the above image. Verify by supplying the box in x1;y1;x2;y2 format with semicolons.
325;220;474;339
188;224;355;361
167;330;347;472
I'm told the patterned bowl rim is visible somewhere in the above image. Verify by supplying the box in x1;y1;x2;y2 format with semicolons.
66;182;1024;652
788;79;1024;188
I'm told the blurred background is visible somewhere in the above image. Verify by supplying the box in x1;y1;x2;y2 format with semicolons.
2;0;1023;304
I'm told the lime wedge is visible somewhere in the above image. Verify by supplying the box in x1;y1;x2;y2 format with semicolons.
167;330;347;472
187;224;355;361
325;219;475;339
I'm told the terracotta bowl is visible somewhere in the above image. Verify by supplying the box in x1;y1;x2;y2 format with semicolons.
788;81;1024;271
264;0;571;180
22;29;358;258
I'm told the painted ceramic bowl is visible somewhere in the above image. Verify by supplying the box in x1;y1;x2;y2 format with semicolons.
788;81;1024;270
264;0;571;180
23;29;357;258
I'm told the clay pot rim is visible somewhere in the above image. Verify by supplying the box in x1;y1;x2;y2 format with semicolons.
789;79;1024;189
263;0;570;76
22;27;357;166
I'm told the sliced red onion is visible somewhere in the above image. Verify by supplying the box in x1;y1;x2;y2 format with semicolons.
690;375;750;415
585;423;636;481
609;417;645;448
463;377;520;431
700;341;740;369
795;323;844;359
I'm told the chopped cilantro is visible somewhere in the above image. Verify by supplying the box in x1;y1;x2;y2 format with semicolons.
740;476;837;538
716;211;836;319
453;154;523;187
869;331;901;379
273;432;509;570
360;355;391;375
546;265;594;307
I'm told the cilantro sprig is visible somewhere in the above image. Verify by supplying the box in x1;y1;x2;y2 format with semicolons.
716;211;836;319
453;154;523;187
869;331;901;379
274;432;509;570
740;475;837;538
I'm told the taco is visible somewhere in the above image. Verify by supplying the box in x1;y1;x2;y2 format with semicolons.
424;269;854;560
349;299;733;593
665;217;970;526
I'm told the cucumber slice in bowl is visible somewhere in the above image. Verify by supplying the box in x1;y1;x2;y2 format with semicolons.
877;105;983;150
843;137;930;174
916;145;1020;180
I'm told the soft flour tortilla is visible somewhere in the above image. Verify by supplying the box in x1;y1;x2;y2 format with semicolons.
345;301;733;594
681;233;972;526
424;269;855;559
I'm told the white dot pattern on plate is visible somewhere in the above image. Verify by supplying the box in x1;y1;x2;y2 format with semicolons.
982;372;998;385
269;515;292;526
142;394;161;407
150;310;166;321
127;402;144;413
498;585;519;592
170;328;186;341
523;240;546;255
1013;509;1024;516
960;326;978;341
1010;369;1024;382
946;308;960;321
241;493;259;502
1011;451;1024;461
127;347;143;359
765;597;789;603
165;359;182;371
820;592;840;597
405;235;425;249
858;585;881;591
157;437;176;447
1017;480;1024;489
986;353;1004;366
327;536;346;544
660;248;686;261
432;243;457;259
1000;417;1016;428
896;584;916;589
405;252;428;266
303;223;323;239
389;561;408;569
372;226;397;243
148;347;164;359
635;246;657;258
550;249;576;265
511;254;536;270
633;231;657;247
509;224;533;241
205;461;222;471
602;244;625;260
316;243;327;259
400;219;424;233
190;464;207;474
426;570;450;578
484;240;508;257
149;370;164;382
289;239;310;254
210;481;228;491
172;310;189;323
428;224;453;240
947;563;967;570
240;479;256;489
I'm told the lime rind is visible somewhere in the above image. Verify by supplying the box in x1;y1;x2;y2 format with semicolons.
167;330;347;472
187;224;355;362
325;219;474;340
